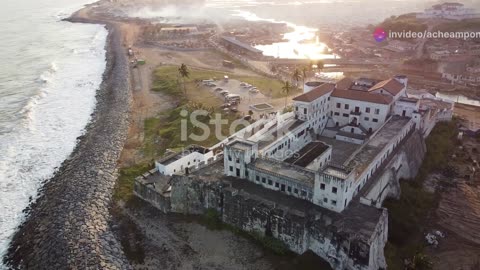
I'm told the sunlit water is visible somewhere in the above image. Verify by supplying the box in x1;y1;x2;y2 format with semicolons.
233;10;336;59
436;92;480;107
0;0;107;266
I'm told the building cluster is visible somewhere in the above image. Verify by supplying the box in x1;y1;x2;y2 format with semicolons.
150;75;453;213
417;2;480;20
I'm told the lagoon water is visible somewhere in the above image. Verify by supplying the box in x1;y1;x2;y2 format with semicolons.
0;0;107;265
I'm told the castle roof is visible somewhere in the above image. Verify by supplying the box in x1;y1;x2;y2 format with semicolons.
292;83;335;102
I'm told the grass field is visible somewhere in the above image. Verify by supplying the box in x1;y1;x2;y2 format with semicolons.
152;65;294;99
115;65;257;203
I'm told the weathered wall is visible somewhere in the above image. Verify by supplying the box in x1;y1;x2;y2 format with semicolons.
145;175;387;270
361;130;427;207
386;130;426;199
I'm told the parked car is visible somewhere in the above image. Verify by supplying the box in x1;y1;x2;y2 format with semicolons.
230;107;238;112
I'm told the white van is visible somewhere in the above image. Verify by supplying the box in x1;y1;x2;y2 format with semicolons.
226;94;241;101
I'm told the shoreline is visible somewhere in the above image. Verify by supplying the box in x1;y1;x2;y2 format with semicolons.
3;9;133;269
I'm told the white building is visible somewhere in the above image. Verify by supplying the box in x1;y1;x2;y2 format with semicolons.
155;145;214;175
154;75;453;213
417;2;480;20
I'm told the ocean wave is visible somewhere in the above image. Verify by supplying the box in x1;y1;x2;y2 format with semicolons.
0;16;108;264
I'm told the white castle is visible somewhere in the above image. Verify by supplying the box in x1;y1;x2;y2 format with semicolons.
417;2;480;20
153;75;454;213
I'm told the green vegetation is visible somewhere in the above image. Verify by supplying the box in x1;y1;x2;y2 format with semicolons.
282;81;292;108
384;121;458;270
114;162;154;203
202;208;289;255
152;65;293;98
116;64;273;204
379;14;427;41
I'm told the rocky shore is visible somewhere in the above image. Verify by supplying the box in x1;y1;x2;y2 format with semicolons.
3;17;133;269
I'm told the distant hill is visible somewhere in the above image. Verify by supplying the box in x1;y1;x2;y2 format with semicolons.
375;13;428;40
434;18;480;32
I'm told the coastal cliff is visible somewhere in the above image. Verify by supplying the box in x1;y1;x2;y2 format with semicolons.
4;21;133;269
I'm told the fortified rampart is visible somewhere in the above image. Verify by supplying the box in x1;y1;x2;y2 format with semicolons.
134;129;426;270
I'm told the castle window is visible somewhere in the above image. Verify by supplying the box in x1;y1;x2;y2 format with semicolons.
364;117;369;121
323;198;328;203
343;113;349;117
332;187;338;194
344;104;349;110
336;103;341;108
262;177;266;183
365;107;371;113
320;183;325;190
229;166;233;172
374;108;380;114
294;188;298;194
275;182;279;188
228;155;232;161
268;180;273;185
256;176;260;181
334;112;339;116
331;200;337;206
287;186;292;192
373;118;379;123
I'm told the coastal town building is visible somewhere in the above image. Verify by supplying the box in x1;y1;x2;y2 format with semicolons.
219;36;264;59
417;2;480;20
135;75;453;270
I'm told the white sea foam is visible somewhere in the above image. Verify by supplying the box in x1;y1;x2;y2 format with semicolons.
0;1;108;265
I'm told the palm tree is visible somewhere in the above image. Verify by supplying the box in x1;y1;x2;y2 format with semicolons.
178;63;190;95
292;68;301;88
301;66;308;92
282;81;291;109
316;60;324;72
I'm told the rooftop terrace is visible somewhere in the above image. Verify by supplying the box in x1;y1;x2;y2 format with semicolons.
158;145;210;165
284;141;330;167
250;158;315;188
346;116;411;176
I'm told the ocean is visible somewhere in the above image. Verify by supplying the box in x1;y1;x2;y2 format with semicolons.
0;0;107;265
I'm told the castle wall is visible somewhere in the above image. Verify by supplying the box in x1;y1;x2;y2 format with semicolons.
136;174;387;270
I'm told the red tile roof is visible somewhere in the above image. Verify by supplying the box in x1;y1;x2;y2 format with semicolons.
368;78;404;96
292;83;335;102
331;89;393;105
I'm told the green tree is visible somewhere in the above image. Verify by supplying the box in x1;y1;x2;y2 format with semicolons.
282;81;291;109
316;60;324;72
292;68;301;88
178;63;190;94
